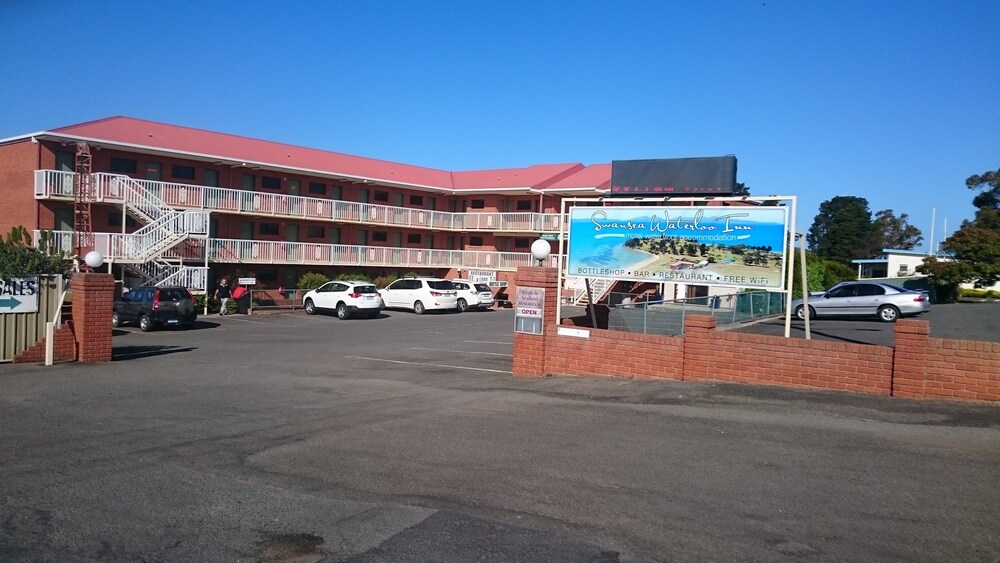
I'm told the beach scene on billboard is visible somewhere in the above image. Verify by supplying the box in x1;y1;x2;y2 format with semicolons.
567;206;789;289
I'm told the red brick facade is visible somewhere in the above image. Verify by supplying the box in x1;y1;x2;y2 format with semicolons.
71;273;114;363
514;268;1000;404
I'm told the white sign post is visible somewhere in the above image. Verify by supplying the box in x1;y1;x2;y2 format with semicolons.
0;276;40;314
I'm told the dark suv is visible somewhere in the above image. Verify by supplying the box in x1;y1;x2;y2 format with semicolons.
112;286;197;331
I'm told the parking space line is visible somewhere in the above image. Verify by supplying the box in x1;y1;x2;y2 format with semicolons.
406;347;512;357
463;340;512;345
346;356;511;374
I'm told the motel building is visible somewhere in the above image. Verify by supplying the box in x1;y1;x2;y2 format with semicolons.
0;116;742;304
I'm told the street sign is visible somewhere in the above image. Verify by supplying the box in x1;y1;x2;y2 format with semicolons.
0;276;40;314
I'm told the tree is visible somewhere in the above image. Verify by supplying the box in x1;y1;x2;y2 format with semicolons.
868;209;923;252
806;196;875;266
917;168;1000;298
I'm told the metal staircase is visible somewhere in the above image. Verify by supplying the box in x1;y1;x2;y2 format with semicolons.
98;174;209;290
573;277;616;306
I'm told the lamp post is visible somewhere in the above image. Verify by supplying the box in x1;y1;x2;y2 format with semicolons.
530;239;550;267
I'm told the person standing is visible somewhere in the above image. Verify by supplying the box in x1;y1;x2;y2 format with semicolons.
214;277;232;316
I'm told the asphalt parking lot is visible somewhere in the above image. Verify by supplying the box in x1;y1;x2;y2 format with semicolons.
732;301;1000;346
1;307;999;562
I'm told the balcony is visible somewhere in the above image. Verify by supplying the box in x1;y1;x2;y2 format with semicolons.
38;230;562;272
34;170;565;234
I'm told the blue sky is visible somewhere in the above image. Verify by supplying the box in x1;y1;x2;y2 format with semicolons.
2;1;997;251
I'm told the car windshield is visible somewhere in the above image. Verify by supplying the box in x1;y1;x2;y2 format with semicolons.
474;283;491;292
354;285;377;294
427;281;454;290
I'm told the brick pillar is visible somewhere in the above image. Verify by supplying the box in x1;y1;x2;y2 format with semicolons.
892;319;930;398
71;273;114;363
682;314;717;381
512;266;559;377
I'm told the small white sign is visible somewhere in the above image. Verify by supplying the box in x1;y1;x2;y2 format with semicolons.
0;276;40;314
557;326;590;339
468;269;497;285
514;286;545;335
238;277;257;286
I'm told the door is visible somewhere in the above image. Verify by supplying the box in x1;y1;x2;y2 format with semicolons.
392;232;402;248
56;152;75;195
240;222;254;260
285;225;299;261
54;209;73;231
287;179;300;215
854;283;885;316
357;230;368;246
359;188;369;221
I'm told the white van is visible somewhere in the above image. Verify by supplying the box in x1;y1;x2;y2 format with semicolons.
450;279;495;312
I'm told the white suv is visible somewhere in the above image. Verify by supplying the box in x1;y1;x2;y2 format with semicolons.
380;277;458;314
303;280;383;319
451;279;494;312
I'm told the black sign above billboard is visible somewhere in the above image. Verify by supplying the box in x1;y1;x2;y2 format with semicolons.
610;155;737;196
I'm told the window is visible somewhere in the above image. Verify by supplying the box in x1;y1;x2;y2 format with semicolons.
470;199;485;209
202;169;219;187
261;176;281;190
374;191;389;203
372;231;388;242
470;236;484;246
308;181;326;195
257;270;278;282
259;223;279;235
516;200;533;211
110;158;137;174
409;195;424;206
407;233;422;244
307;226;325;238
514;238;530;249
108;212;137;227
171;165;196;180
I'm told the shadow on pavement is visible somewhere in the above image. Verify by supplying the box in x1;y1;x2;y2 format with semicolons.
113;345;197;361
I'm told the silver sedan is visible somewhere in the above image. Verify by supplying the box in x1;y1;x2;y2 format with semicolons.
792;281;930;323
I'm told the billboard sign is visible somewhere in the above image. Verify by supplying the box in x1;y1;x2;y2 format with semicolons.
566;205;789;290
514;286;545;334
610;156;737;196
0;276;40;314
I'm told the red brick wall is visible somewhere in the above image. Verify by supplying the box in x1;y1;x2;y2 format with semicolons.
894;319;1000;402
13;323;77;363
513;268;1000;404
72;273;114;362
0;140;41;233
545;328;684;380
704;325;894;395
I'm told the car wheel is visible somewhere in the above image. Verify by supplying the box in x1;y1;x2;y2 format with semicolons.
877;305;900;323
457;298;468;313
336;302;349;320
795;305;815;320
413;301;425;315
304;298;316;315
139;314;153;332
111;311;122;328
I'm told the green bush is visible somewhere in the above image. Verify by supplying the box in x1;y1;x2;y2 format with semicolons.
373;274;397;288
0;227;72;278
297;272;330;292
336;272;372;283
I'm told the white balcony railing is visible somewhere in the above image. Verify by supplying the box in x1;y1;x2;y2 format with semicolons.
35;171;566;233
37;230;562;272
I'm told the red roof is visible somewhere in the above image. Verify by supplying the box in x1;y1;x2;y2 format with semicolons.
44;116;610;193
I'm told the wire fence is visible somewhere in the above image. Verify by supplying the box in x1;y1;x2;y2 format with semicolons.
605;291;786;336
